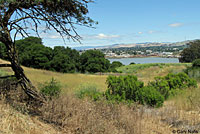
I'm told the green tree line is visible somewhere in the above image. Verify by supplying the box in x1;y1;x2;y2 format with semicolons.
0;37;123;73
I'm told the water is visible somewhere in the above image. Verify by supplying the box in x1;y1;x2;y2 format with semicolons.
108;57;179;65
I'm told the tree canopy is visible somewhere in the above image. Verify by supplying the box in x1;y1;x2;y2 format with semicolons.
0;0;96;41
179;40;200;63
0;37;121;74
80;50;111;73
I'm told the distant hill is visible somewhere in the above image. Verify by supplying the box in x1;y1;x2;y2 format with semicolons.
72;39;198;50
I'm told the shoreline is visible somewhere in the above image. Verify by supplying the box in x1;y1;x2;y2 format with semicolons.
106;55;180;59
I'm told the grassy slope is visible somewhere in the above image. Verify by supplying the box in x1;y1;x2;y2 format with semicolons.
0;59;107;94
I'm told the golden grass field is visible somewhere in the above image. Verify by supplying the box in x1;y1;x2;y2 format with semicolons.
0;59;200;134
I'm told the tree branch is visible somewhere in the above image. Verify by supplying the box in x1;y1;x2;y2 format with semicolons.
0;64;12;67
0;75;15;79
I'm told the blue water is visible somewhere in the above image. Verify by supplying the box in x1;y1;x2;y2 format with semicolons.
108;57;179;65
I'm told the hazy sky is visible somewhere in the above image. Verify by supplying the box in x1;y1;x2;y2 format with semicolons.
41;0;200;47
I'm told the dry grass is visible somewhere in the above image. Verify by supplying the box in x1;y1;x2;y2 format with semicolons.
0;99;61;134
40;95;172;134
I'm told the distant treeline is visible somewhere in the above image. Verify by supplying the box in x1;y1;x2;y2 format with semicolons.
0;37;123;73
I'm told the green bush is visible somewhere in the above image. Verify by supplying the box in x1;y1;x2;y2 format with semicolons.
148;77;170;99
105;75;144;102
129;62;136;65
105;75;144;101
192;59;200;67
136;86;164;107
185;60;200;78
75;84;103;101
40;78;61;98
105;75;164;107
148;72;197;99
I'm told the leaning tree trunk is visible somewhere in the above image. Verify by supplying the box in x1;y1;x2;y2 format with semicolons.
2;31;44;103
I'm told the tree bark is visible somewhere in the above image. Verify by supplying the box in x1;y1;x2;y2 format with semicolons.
1;30;44;103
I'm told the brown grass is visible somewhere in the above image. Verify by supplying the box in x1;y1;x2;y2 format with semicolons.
40;95;172;134
0;99;61;134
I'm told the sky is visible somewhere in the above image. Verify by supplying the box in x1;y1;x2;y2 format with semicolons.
39;0;200;47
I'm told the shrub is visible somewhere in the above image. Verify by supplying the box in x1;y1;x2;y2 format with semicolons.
148;77;170;99
136;86;164;107
105;75;164;107
129;62;136;65
148;72;197;99
185;60;200;78
75;84;103;101
192;59;200;67
40;78;61;98
105;75;144;102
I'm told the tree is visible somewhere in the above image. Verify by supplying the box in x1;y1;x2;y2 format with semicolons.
110;61;124;72
0;0;95;101
80;50;110;73
19;43;52;69
51;46;80;73
179;40;200;63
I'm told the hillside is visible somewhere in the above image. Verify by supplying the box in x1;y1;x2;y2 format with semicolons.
73;40;195;50
0;59;200;134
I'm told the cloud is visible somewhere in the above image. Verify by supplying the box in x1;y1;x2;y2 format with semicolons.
83;33;120;40
168;23;183;27
138;32;143;34
148;30;155;34
95;33;120;39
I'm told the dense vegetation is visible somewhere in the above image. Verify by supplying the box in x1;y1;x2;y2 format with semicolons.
179;40;200;63
104;73;196;107
0;37;121;73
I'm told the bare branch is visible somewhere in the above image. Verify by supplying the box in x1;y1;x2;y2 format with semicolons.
0;75;15;79
0;64;12;67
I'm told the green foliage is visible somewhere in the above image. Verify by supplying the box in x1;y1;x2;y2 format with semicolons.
136;86;164;107
50;46;80;73
40;78;61;98
75;84;103;101
105;75;164;107
148;77;170;99
110;61;124;72
105;72;196;107
192;59;200;67
129;62;136;65
0;42;8;60
185;60;200;78
179;40;200;63
80;50;110;73
20;44;52;69
148;72;197;99
105;75;144;102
